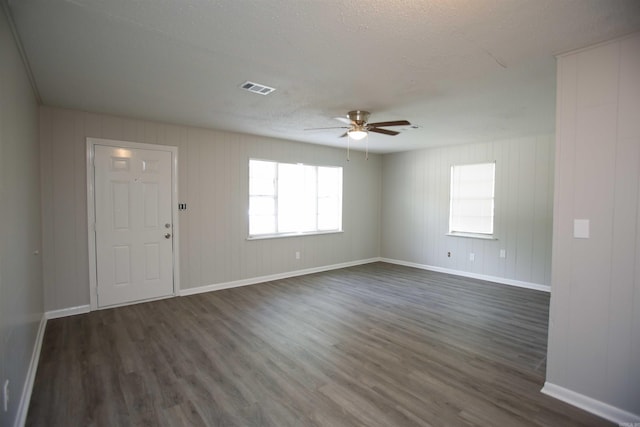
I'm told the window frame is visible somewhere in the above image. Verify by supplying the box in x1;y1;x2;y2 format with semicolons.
248;158;343;240
448;161;496;240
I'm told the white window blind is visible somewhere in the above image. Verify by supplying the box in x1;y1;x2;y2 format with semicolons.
449;162;495;235
249;159;342;237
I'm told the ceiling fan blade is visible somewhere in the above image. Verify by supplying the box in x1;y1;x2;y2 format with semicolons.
369;127;400;136
304;126;349;131
367;120;411;127
339;132;348;138
333;116;352;124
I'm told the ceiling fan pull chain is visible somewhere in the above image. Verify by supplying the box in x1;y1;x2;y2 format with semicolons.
366;133;369;160
347;135;350;161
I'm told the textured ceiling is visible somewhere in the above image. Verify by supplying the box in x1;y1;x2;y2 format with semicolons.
7;0;640;152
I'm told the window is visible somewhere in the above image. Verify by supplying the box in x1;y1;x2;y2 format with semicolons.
449;162;495;236
249;159;343;238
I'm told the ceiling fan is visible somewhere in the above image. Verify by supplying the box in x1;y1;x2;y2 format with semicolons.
306;110;411;140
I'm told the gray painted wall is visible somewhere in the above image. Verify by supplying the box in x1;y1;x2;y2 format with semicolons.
0;8;43;427
40;107;381;311
381;135;554;287
546;33;640;416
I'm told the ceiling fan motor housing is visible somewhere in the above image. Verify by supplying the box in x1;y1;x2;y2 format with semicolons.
348;110;370;126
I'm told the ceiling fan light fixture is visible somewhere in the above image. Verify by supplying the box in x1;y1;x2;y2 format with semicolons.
347;130;368;140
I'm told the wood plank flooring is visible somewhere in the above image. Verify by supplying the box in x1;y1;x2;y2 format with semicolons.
27;262;611;426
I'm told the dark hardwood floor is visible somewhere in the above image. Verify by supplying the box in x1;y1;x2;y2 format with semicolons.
27;262;611;426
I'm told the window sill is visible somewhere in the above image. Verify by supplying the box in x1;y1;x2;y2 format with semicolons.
247;230;344;241
446;232;497;240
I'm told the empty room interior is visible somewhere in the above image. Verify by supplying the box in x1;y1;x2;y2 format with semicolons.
1;1;640;426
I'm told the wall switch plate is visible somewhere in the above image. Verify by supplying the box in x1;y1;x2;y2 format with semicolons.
574;219;590;239
499;249;506;258
295;251;300;260
469;253;475;262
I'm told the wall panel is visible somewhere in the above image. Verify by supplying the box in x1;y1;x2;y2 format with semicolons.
546;32;640;419
40;107;381;311
381;135;554;287
0;8;43;426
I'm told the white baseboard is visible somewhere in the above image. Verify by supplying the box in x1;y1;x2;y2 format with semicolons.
380;258;551;292
181;257;549;297
14;314;47;427
45;304;90;319
180;258;380;296
541;382;640;424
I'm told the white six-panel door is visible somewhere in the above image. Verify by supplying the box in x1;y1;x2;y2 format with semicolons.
93;144;174;307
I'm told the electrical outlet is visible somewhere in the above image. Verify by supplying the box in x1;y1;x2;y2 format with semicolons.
469;253;475;262
447;251;451;258
295;251;300;260
3;379;8;412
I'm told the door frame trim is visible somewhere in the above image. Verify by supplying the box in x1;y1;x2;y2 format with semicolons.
86;137;180;310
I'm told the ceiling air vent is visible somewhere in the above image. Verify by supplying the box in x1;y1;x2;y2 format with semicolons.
240;81;276;95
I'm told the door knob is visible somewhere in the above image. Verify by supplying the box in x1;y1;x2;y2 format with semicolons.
164;233;171;239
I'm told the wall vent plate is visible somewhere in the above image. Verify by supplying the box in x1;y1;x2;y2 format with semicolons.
240;81;276;95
